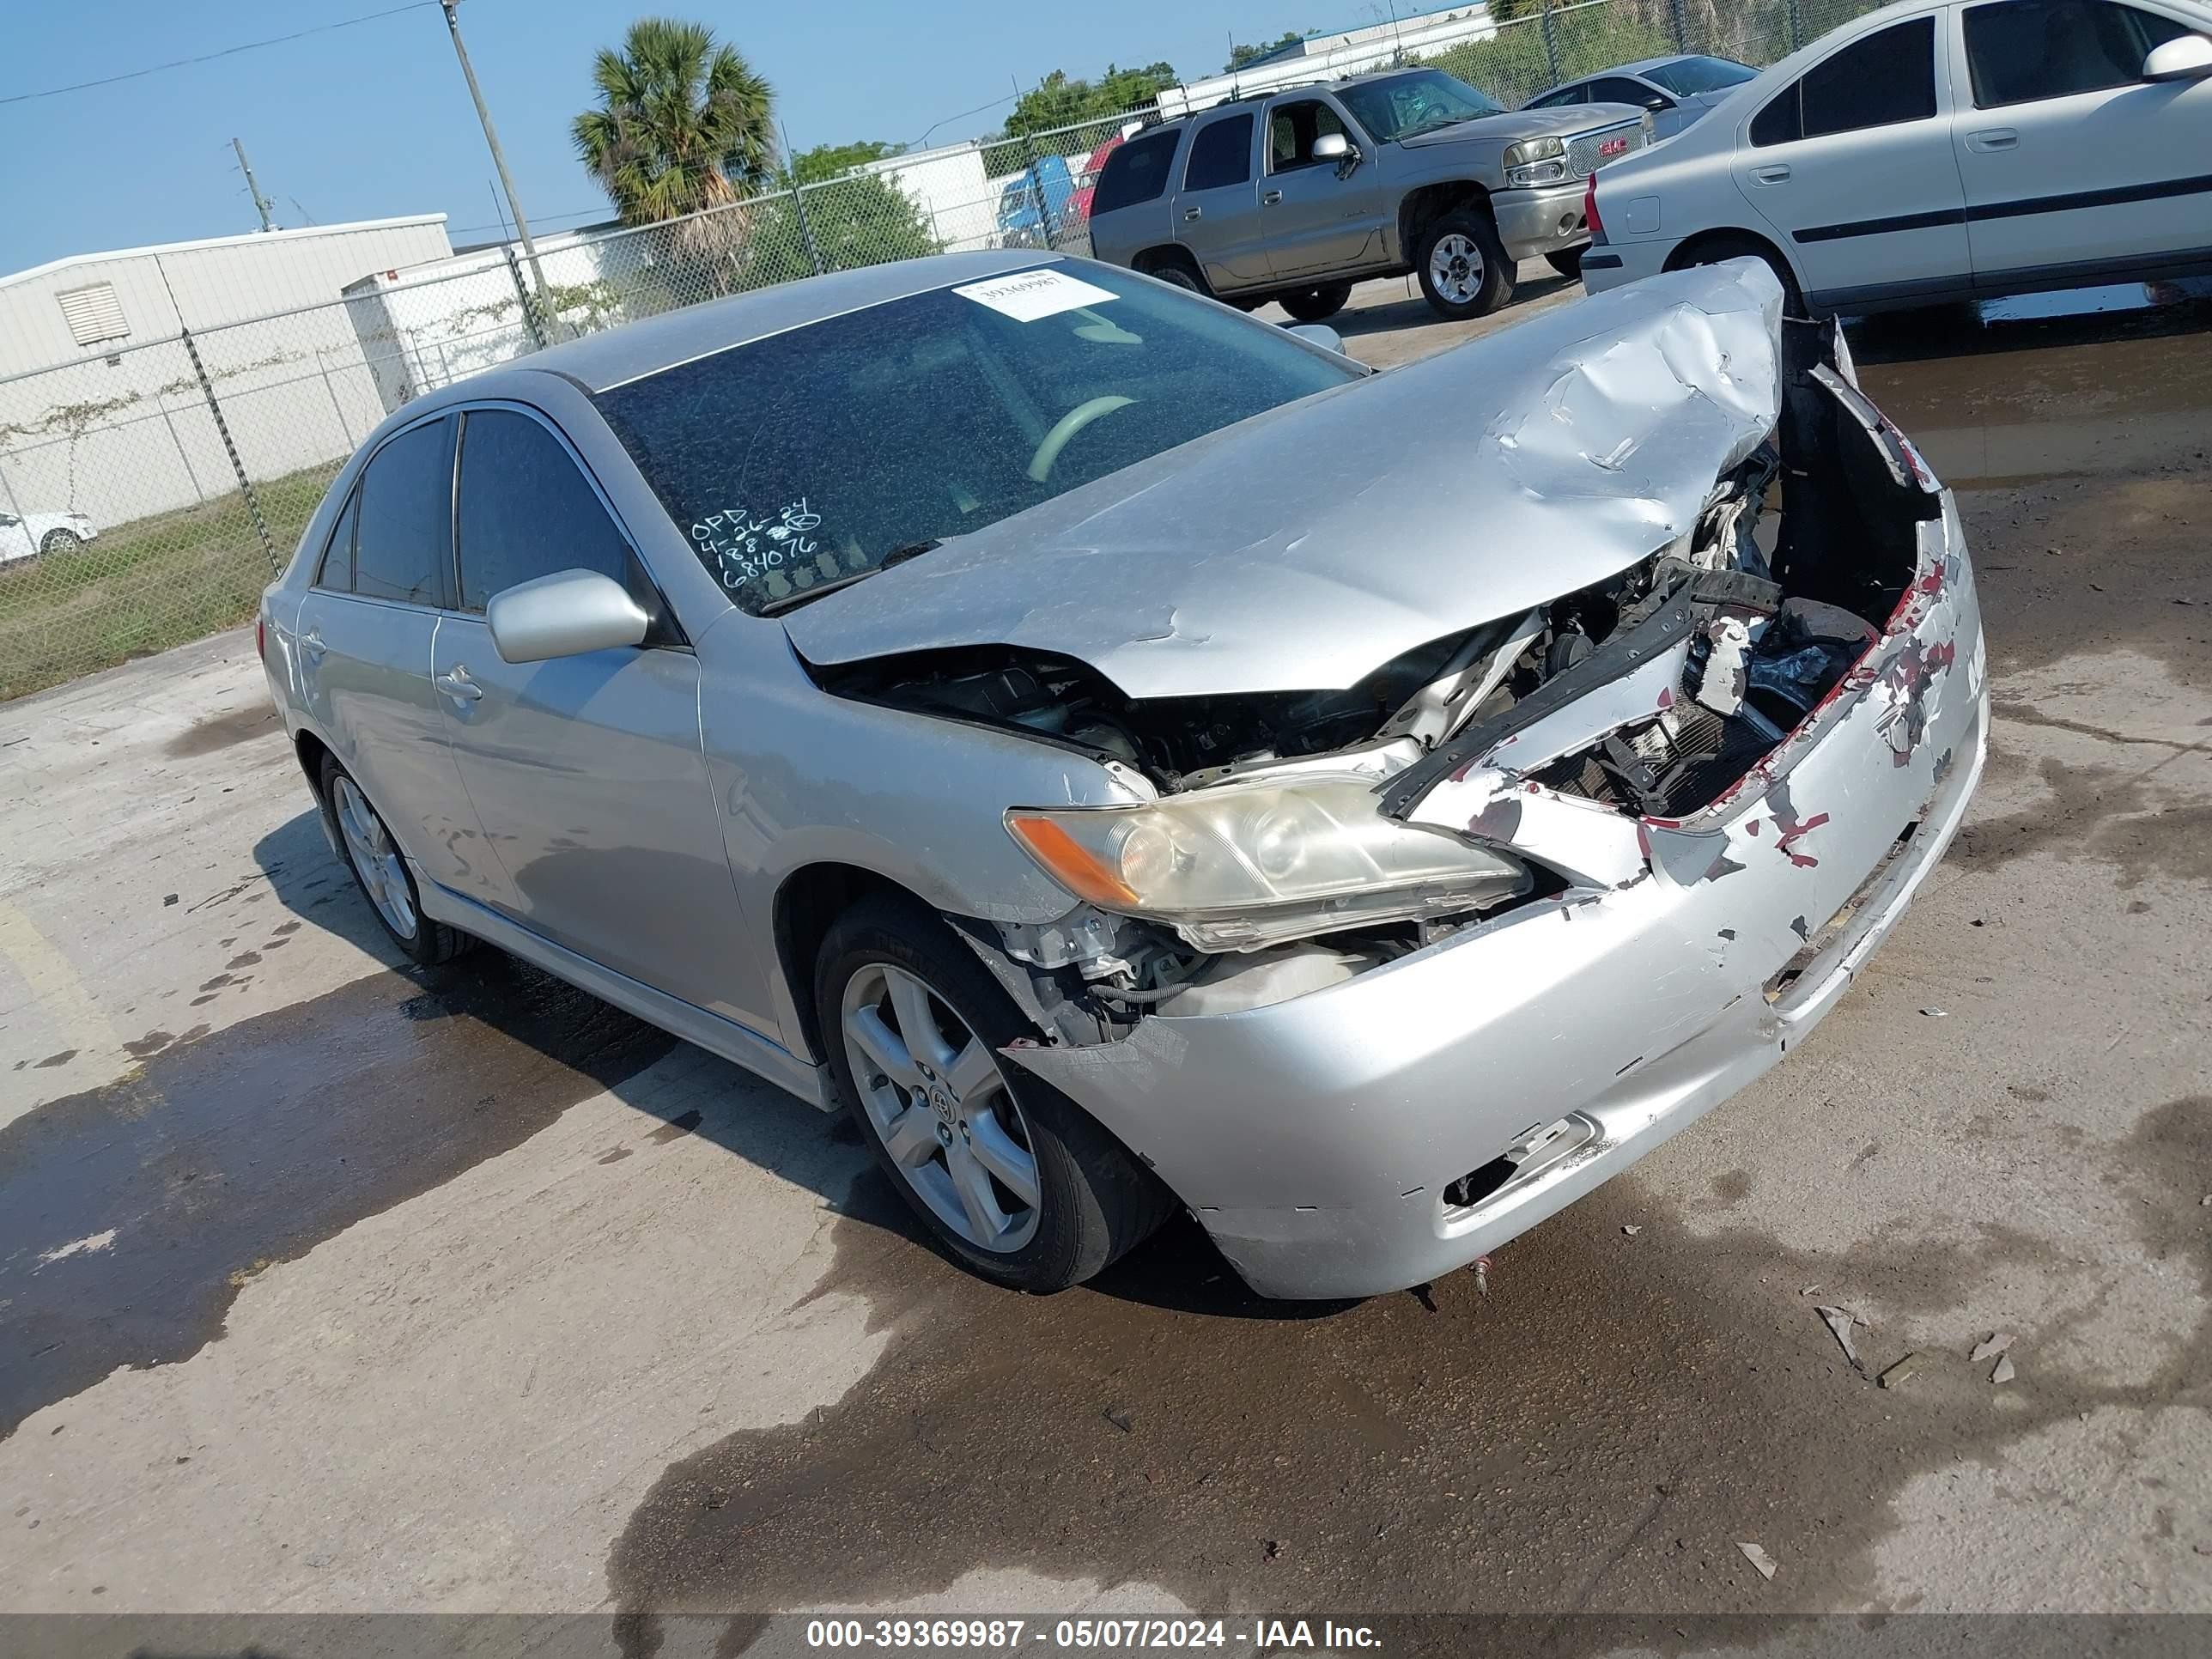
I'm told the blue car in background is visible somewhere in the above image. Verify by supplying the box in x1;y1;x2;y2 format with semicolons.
996;153;1077;248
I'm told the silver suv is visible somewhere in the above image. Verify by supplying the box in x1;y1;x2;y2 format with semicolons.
1089;67;1651;321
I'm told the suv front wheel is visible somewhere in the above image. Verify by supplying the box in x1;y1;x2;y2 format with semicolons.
1415;210;1513;320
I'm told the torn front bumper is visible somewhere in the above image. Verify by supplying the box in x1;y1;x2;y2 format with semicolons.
1008;501;1985;1300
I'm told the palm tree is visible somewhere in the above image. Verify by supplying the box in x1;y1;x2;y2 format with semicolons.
573;18;775;226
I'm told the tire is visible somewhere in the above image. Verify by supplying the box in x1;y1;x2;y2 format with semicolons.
1143;259;1207;295
1545;246;1584;280
318;754;472;967
1279;282;1352;323
1415;208;1516;320
816;893;1171;1292
39;529;82;556
1674;234;1805;317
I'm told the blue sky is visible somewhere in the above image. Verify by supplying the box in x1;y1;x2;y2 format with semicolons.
0;0;1351;271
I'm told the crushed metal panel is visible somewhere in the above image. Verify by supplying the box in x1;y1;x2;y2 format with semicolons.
781;260;1787;700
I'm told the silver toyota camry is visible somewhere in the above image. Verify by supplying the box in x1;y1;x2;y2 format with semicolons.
258;251;1985;1299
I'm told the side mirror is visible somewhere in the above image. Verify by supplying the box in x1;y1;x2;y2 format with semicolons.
1285;322;1346;355
1645;93;1676;111
2143;33;2212;81
1312;131;1360;173
486;568;648;665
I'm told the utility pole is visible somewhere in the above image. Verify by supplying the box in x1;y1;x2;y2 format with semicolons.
438;1;552;316
232;138;276;232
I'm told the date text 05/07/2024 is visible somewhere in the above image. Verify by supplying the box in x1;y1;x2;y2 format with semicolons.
803;1618;1384;1651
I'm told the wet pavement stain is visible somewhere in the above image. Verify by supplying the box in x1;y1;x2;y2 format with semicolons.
606;1103;2207;1637
0;954;673;1440
1952;754;2212;887
164;704;279;758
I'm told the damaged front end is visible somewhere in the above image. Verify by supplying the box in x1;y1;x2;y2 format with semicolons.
801;261;1986;1297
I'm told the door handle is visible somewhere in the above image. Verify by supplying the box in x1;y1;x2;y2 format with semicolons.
1749;164;1791;184
300;629;327;661
1966;128;2019;151
1182;204;1202;221
434;666;483;704
1262;189;1284;205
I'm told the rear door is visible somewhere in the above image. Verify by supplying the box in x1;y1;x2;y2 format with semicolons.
291;416;483;899
1261;93;1389;277
1174;111;1270;289
1948;0;2210;284
1730;14;1973;309
431;404;755;1022
1086;126;1183;269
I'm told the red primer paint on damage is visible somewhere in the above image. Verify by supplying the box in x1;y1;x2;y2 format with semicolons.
1772;808;1831;868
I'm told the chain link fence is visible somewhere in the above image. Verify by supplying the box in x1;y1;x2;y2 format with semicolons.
1;0;1893;702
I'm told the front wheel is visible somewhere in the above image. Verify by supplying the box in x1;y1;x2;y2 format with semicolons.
1279;282;1352;323
817;894;1170;1292
1545;246;1584;279
39;529;82;556
1415;210;1515;320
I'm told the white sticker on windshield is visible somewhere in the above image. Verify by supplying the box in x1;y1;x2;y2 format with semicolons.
954;269;1119;323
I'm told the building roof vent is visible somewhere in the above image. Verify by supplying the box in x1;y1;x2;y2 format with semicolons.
58;282;130;348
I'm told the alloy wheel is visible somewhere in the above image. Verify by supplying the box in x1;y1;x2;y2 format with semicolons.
331;775;418;941
840;962;1041;1253
1429;233;1486;307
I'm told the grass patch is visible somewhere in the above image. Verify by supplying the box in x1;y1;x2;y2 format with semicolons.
0;467;336;702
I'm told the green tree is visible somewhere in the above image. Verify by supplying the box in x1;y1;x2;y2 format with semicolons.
740;170;940;289
1224;30;1307;72
981;62;1179;173
572;18;775;224
787;138;905;185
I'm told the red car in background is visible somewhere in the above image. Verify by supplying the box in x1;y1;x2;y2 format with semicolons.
1060;135;1125;229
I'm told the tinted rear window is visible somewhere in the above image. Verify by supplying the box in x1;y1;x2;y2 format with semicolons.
350;417;453;607
1091;128;1179;214
1753;17;1937;145
1644;56;1759;97
1184;114;1254;191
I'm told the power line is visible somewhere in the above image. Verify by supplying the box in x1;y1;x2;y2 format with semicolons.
0;3;441;107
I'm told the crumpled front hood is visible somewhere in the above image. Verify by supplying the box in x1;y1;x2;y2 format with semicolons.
781;261;1786;701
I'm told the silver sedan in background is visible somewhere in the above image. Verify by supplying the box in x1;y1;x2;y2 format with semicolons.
1525;54;1760;138
258;251;1984;1300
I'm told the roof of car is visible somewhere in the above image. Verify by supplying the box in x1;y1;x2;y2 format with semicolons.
465;249;1073;395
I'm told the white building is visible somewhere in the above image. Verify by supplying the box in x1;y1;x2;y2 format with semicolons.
856;143;1000;254
0;216;453;531
1157;4;1504;117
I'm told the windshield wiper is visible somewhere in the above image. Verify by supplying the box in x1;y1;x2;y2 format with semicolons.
879;537;943;568
754;538;951;617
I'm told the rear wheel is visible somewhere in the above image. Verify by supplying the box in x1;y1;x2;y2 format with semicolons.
1140;256;1208;296
319;755;472;967
1415;210;1515;320
39;529;82;556
1279;282;1352;323
1545;246;1584;279
817;894;1171;1292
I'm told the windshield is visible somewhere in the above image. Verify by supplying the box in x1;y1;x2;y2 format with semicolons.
593;263;1360;616
1337;70;1502;142
1644;56;1758;97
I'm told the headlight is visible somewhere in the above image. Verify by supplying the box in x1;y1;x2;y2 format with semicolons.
1502;136;1569;188
1006;775;1528;951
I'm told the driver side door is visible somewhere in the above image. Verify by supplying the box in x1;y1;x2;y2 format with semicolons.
430;403;762;1028
1261;94;1389;277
